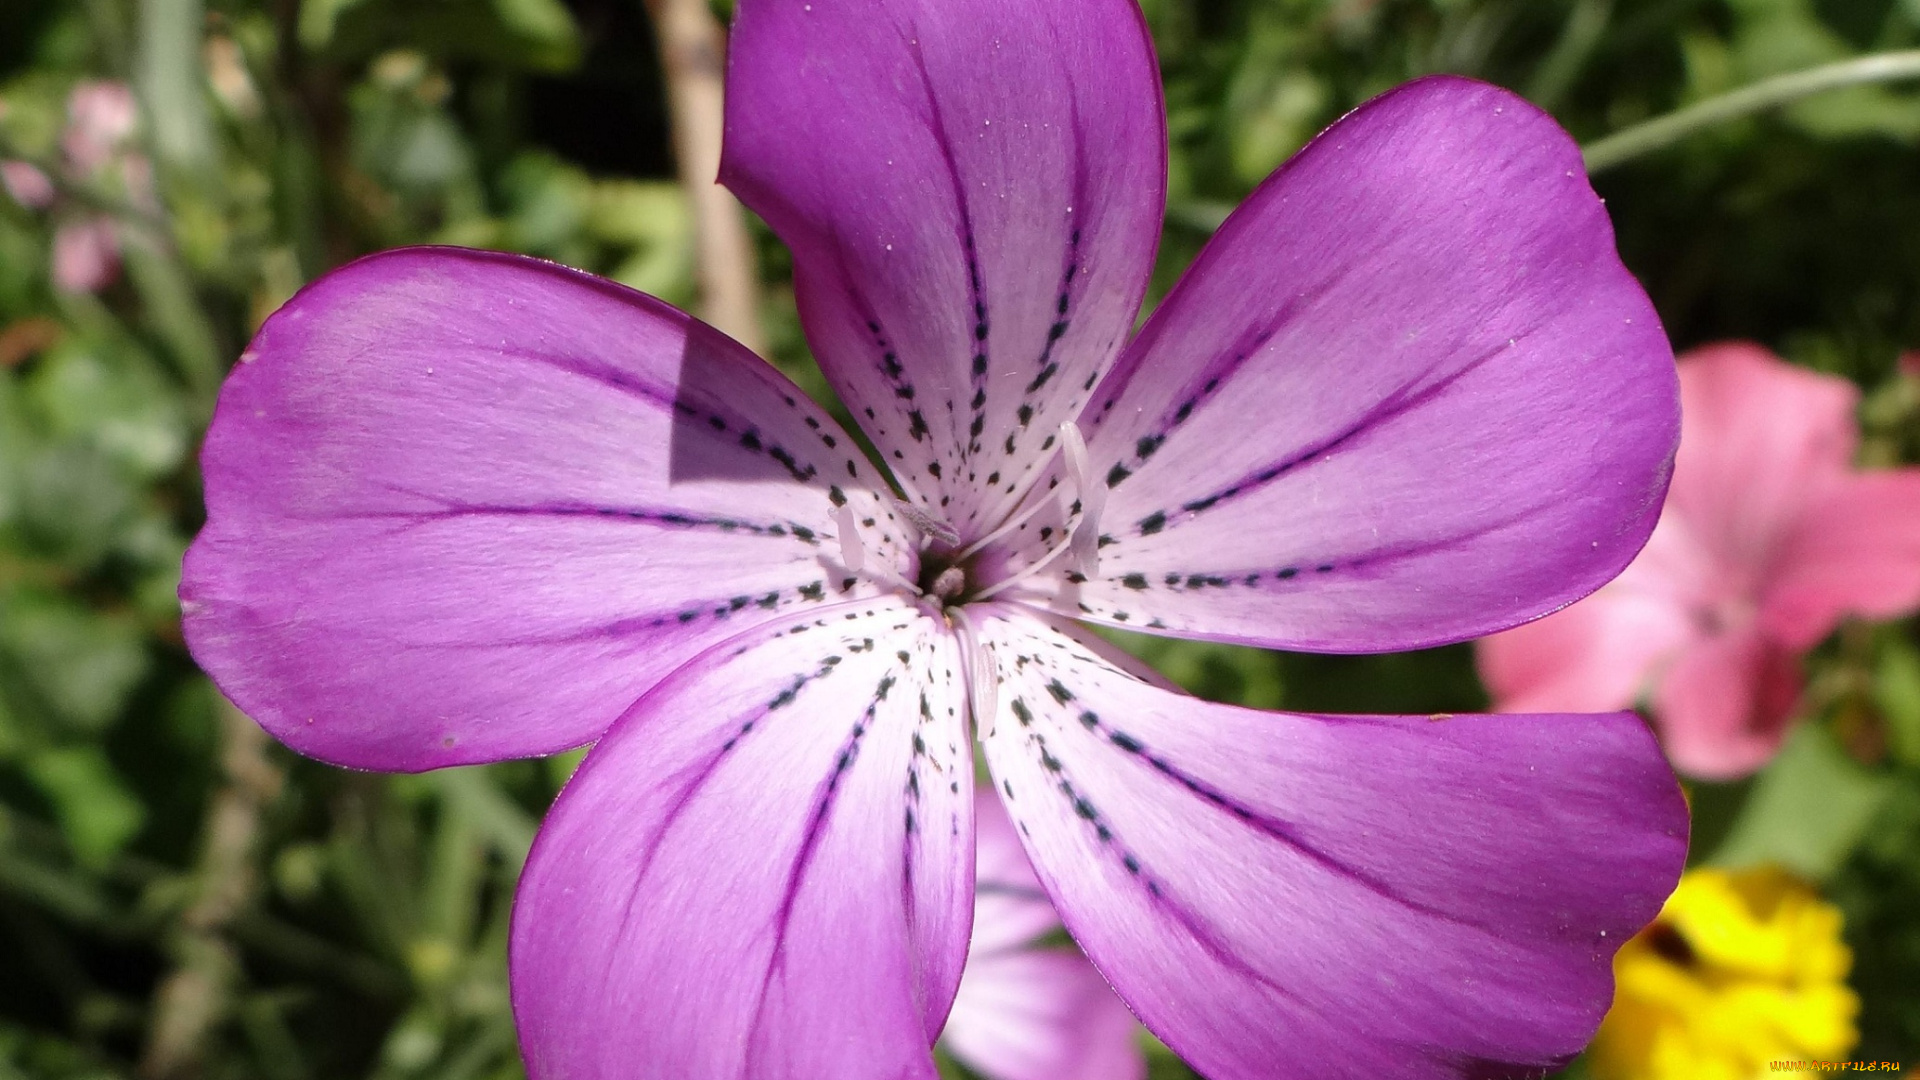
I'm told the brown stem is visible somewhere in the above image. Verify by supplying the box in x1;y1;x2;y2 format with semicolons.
644;0;766;355
140;701;282;1080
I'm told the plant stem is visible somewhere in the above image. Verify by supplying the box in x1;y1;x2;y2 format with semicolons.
644;0;766;356
1583;50;1920;173
139;701;282;1080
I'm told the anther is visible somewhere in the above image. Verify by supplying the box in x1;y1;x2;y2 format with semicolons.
890;496;960;548
1058;421;1105;577
831;493;921;597
834;503;865;574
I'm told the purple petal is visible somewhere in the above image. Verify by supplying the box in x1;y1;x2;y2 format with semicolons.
183;248;906;771
942;951;1144;1080
1007;77;1677;651
511;598;973;1080
944;788;1145;1080
721;0;1165;533
970;782;1062;955
975;607;1686;1080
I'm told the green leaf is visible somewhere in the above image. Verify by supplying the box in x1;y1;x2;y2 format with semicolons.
488;0;580;59
1709;723;1896;880
119;235;224;401
22;337;188;479
297;0;376;50
22;744;145;865
14;442;138;564
136;0;217;174
0;588;149;732
1877;634;1920;769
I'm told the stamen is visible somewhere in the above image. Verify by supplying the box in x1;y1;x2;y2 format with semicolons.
950;607;998;738
969;421;1110;603
970;537;1076;602
830;499;921;595
951;489;1060;562
1058;421;1105;577
834;503;865;574
890;496;961;549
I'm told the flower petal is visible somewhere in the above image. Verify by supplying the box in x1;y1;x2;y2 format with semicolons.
976;608;1687;1080
1477;518;1711;714
971;782;1062;955
721;0;1165;532
511;598;973;1080
942;951;1144;1080
52;217;121;294
183;248;906;771
942;789;1143;1080
1013;77;1676;651
1669;343;1859;575
1477;588;1694;715
1762;470;1920;648
1;161;56;209
1652;626;1803;780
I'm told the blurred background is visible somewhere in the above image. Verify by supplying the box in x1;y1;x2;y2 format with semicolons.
1;0;1918;1076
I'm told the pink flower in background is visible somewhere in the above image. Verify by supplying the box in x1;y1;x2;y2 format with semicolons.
3;81;150;294
50;215;122;294
61;81;139;176
941;789;1143;1080
1;160;55;209
1480;343;1920;778
181;0;1691;1076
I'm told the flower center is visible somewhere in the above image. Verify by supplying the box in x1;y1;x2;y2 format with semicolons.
930;566;967;601
914;548;972;605
839;422;1106;611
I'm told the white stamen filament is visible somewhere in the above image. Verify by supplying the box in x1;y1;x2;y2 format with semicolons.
969;421;1109;603
950;606;998;737
951;487;1058;563
1057;420;1106;577
832;499;922;595
833;503;865;574
970;532;1076;602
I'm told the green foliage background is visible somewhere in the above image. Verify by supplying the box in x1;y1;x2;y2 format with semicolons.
1;0;1918;1075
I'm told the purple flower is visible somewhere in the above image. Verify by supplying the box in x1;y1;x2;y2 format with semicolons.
181;0;1690;1076
940;787;1143;1080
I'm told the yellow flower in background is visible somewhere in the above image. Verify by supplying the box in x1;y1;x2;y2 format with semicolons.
1591;865;1859;1080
